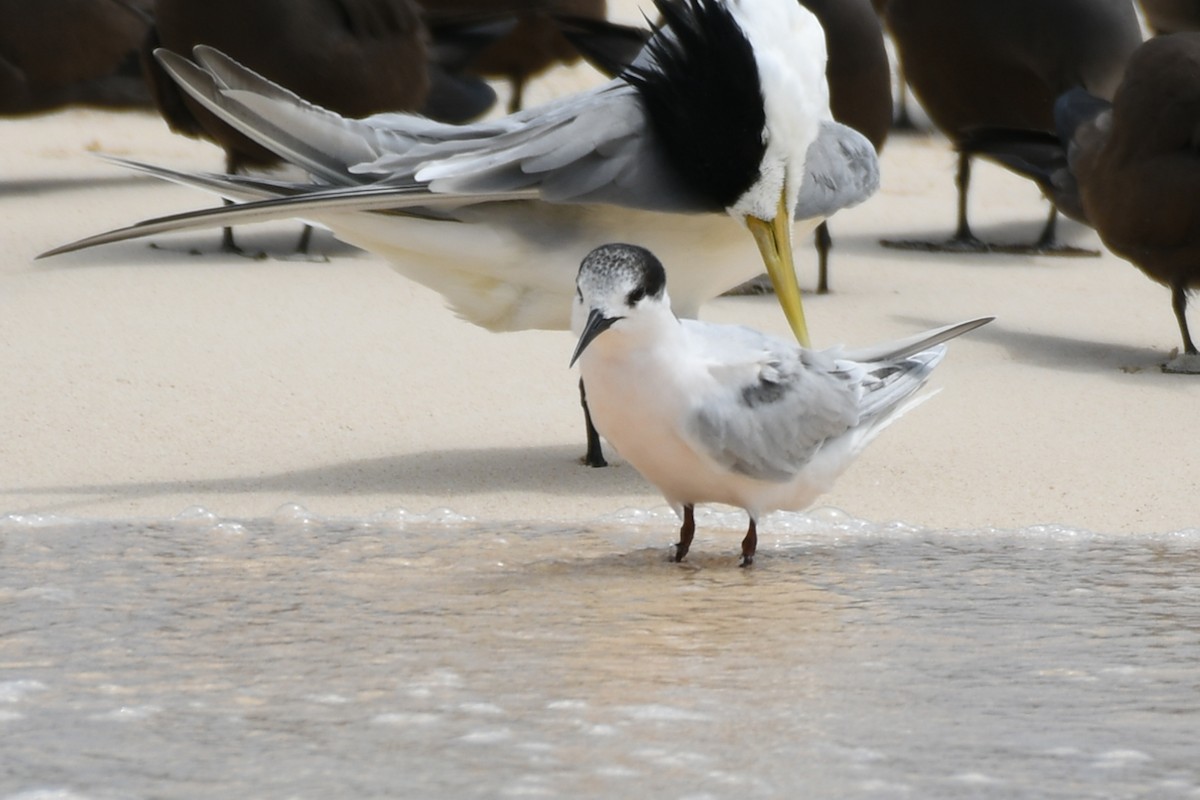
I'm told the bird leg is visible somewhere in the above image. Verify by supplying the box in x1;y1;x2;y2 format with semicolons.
220;152;246;255
815;221;832;295
219;198;243;255
1163;282;1200;373
880;150;989;252
673;504;695;562
1035;204;1059;249
882;153;1097;256
739;518;757;568
507;75;528;114
295;224;314;255
951;150;984;249
987;204;1098;257
1173;281;1197;355
579;378;608;467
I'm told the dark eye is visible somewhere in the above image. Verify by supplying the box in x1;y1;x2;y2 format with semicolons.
626;286;646;305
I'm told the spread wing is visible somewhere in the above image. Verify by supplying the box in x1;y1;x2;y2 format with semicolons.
157;45;708;211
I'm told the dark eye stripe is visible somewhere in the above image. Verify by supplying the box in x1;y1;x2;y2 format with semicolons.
626;286;646;305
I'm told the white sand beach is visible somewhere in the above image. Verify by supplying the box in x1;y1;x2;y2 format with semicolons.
2;57;1197;534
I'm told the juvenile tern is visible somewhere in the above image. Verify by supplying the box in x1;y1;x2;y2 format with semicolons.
570;243;991;566
44;0;879;348
882;0;1141;254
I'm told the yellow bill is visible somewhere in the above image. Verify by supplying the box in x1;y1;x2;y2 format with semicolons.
746;192;811;348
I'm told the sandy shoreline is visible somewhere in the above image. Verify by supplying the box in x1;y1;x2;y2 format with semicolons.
2;85;1197;534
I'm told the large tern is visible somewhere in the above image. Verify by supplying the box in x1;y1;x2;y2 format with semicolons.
43;0;878;464
45;0;876;339
570;243;991;566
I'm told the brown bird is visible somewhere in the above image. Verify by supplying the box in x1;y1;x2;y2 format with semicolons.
1140;0;1200;34
962;34;1200;371
1073;34;1200;372
418;0;607;113
0;0;155;115
145;0;434;252
882;0;1142;254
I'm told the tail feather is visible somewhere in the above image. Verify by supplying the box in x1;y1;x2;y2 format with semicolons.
38;177;538;258
840;316;993;363
855;346;946;424
838;317;993;444
96;154;299;201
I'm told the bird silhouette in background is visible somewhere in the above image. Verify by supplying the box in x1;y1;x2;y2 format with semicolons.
962;34;1200;372
881;0;1141;254
0;0;155;115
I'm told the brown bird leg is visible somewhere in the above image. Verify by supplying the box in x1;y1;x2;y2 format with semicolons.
881;149;990;252
295;224;314;255
951;149;984;248
579;378;608;468
815;221;832;294
507;74;527;113
740;518;757;567
1173;281;1197;355
220;152;243;254
1035;204;1059;249
673;504;696;562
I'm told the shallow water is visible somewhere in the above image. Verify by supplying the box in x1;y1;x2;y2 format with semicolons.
2;505;1198;799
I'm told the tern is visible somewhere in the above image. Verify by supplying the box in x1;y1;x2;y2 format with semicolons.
559;0;892;295
570;243;990;566
42;0;879;466
43;0;878;344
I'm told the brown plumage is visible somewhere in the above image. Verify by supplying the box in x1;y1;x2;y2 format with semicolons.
1140;0;1200;34
0;0;155;115
883;0;1142;252
418;0;606;112
1073;33;1200;368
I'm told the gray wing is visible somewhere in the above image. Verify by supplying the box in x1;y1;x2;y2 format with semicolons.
40;43;717;257
680;318;991;482
159;45;710;211
794;120;881;221
682;324;863;482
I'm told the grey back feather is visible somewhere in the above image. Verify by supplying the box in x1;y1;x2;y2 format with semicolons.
794;121;881;221
684;318;991;482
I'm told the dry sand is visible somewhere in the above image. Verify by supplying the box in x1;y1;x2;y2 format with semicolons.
2;62;1197;534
